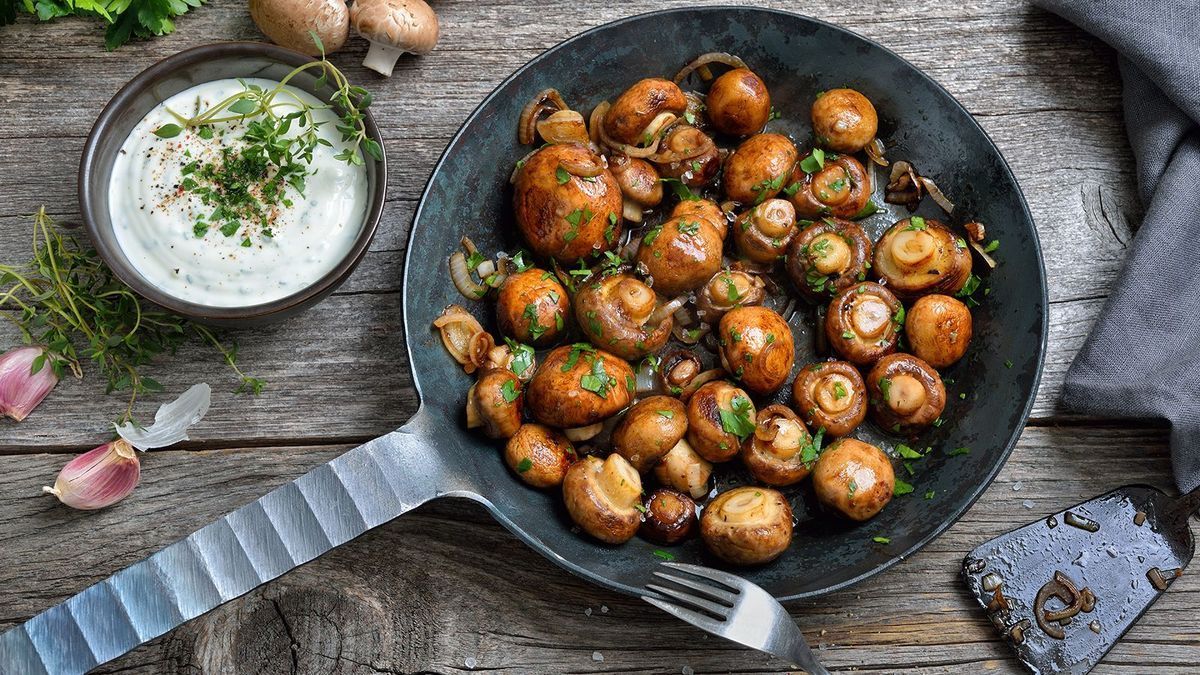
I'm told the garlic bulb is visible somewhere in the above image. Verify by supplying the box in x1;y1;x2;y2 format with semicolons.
0;346;59;421
42;384;211;510
42;439;141;510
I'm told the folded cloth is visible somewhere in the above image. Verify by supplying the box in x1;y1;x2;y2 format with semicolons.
1031;0;1200;491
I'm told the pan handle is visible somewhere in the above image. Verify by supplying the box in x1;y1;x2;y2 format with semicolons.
0;409;459;675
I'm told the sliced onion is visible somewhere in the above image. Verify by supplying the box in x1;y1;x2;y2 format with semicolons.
964;221;986;242
864;137;889;167
623;199;644;223
519;88;569;145
673;323;709;345
635;362;659;395
465;385;481;428
436;305;487;367
449;252;487;300
650;294;689;326
920;176;955;214
537;109;590;145
673;52;749;84
560;154;607;178
641;112;678;145
679;368;725;402
884;160;923;210
476;259;496;278
466;331;495;372
565;423;603;442
588;101;608;143
968;238;998;270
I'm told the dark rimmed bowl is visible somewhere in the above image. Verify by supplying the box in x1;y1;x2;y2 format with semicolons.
79;42;387;327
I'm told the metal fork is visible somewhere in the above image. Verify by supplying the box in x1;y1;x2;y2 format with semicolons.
643;562;831;675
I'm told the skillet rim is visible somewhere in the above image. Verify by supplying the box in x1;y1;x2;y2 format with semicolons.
400;5;1049;601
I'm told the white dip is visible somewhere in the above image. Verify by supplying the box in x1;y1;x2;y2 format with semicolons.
109;77;369;307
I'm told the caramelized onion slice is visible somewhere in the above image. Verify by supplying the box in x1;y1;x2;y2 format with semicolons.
537;109;590;145
519;88;569;145
673;52;749;84
864;137;889;167
433;305;493;373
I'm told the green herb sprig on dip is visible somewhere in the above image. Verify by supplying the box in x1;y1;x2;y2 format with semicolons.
0;208;263;421
154;33;381;247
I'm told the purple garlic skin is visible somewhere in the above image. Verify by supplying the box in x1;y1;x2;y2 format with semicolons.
43;440;141;510
0;346;59;422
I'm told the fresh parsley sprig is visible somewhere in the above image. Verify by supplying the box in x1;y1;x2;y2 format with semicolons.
0;0;208;50
0;208;263;421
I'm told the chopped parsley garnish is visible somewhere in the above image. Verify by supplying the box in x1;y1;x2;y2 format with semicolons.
561;343;596;371
660;177;700;201
872;536;891;544
516;457;533;473
833;381;848;399
924;490;936;500
751;172;788;205
799;148;825;174
678;220;701;236
852;200;879;219
848;479;858;498
719;395;756;440
984;239;1000;252
504;338;534;377
579;354;615;398
500;378;520;403
841;330;855;340
948;446;971;456
652;549;676;561
657;410;675;419
896;444;923;459
523;302;546;339
800;427;825;468
905;216;927;231
878;376;892;400
893;479;914;496
643;225;664;246
555;166;570;184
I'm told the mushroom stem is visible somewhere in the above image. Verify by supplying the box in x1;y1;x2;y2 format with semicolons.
362;41;407;77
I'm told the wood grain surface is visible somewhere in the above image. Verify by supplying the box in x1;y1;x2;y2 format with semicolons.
1;1;1192;673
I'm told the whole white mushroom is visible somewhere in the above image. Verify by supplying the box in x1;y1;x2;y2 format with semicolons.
249;0;350;55
350;0;440;77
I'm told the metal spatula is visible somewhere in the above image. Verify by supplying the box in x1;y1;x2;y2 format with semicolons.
962;484;1200;675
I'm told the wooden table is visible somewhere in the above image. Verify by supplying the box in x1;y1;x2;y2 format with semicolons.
1;1;1194;673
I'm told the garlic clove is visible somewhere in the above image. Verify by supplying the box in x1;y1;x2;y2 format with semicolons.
43;439;141;510
0;346;59;422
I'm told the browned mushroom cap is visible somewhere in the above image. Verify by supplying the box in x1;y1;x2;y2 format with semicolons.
825;282;903;366
706;68;771;137
635;215;725;297
653;350;701;397
733;198;797;264
718;306;795;395
526;344;635;428
812;438;894;521
811;88;879;154
604;78;688;146
866;353;947;434
695;269;767;323
686;380;756;463
512;143;623;262
785;218;873;302
611;396;688;472
505;423;576;488
700;486;794;565
639;488;698;545
786;153;871;219
574;274;671;360
653;438;713;499
873;217;972;299
652;125;721;188
791;361;867;438
741;404;815;486
609;154;663;223
466;367;522;439
563;454;643;544
906;294;973;368
496;268;569;347
670;198;728;239
723;133;798;204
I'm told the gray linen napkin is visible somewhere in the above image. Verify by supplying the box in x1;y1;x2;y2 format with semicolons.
1031;0;1200;490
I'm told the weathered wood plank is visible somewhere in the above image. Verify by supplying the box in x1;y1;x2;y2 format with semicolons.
0;427;1195;673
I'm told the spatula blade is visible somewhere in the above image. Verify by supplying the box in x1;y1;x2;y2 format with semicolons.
962;485;1193;675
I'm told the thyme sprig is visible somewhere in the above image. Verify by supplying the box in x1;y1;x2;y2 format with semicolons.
0;208;263;421
153;35;382;245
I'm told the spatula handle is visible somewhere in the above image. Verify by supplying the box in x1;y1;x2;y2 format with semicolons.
0;415;449;675
1168;485;1200;523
